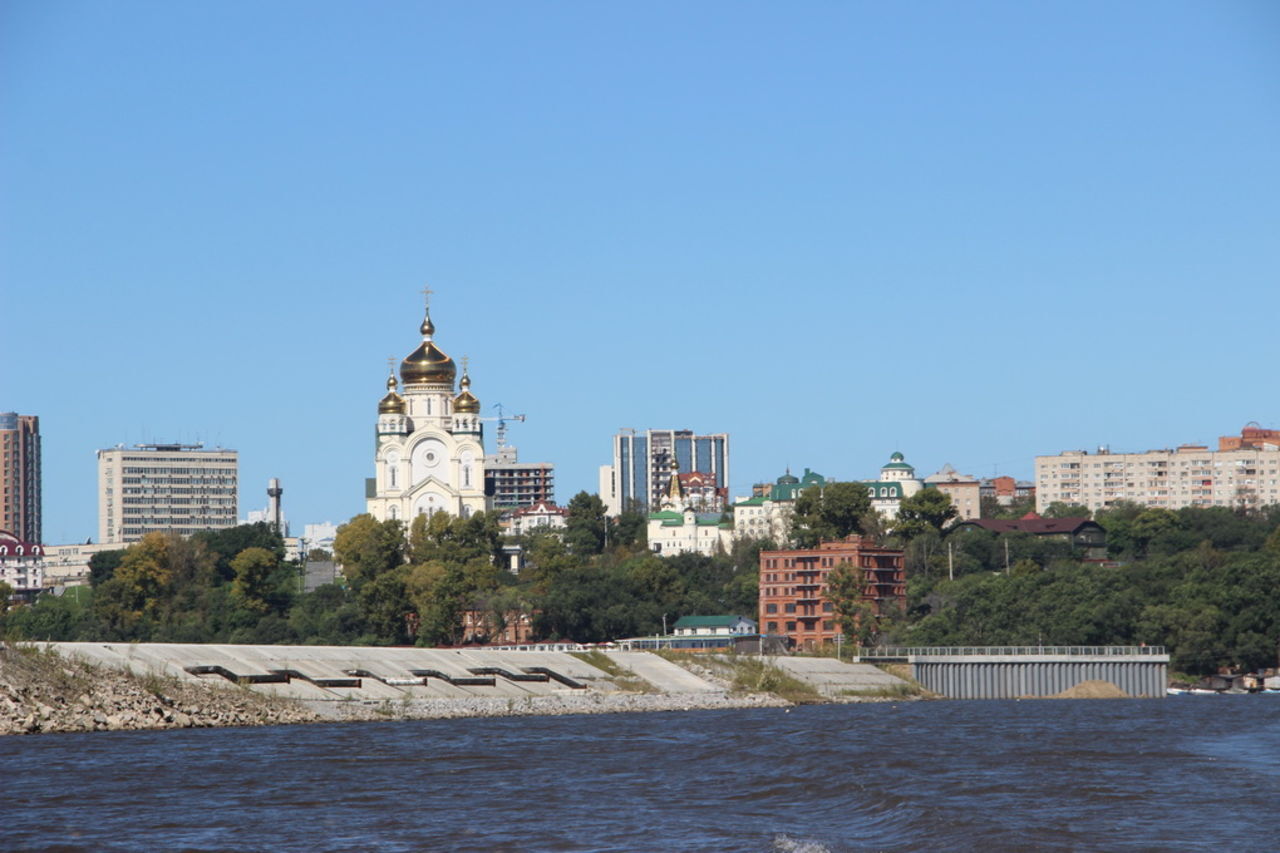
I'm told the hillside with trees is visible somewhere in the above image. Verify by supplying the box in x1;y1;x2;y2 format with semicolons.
4;490;1278;677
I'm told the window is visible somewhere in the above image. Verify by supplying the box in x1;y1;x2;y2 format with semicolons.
785;621;796;632
784;603;796;613
766;622;778;632
766;603;777;614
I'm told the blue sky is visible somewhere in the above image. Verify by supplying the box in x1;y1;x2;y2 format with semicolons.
4;1;1279;544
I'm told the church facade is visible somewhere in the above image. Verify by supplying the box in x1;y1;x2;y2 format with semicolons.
366;302;488;522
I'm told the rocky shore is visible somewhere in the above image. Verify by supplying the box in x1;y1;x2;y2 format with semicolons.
0;645;318;735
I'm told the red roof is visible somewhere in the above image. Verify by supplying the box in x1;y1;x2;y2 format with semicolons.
959;517;1097;535
0;529;43;557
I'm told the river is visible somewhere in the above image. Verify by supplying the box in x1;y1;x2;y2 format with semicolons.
4;695;1277;851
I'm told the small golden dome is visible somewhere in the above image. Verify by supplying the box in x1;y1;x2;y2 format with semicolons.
378;373;406;415
453;370;480;414
400;308;456;386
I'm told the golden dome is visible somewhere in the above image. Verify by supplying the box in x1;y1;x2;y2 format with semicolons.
400;308;456;386
453;369;480;414
378;373;406;415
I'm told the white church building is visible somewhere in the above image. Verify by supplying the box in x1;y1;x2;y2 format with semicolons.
366;300;489;522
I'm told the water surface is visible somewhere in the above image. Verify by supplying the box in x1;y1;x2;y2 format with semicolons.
4;696;1276;851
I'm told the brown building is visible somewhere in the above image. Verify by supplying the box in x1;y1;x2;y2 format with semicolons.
951;513;1108;561
981;475;1036;506
1218;425;1280;452
460;608;535;645
1;413;41;545
759;536;906;651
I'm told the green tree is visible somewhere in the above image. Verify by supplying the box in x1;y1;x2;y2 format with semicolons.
791;482;871;547
356;565;414;645
230;547;278;614
894;488;957;540
193;522;285;582
409;510;502;566
564;491;608;556
334;514;406;589
1043;501;1092;518
823;560;878;647
611;511;647;549
88;549;126;586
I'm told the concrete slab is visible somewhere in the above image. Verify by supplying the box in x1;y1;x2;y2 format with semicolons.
768;657;908;697
602;651;721;694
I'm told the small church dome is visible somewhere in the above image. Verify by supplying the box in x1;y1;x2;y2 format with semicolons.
453;370;480;414
378;373;406;415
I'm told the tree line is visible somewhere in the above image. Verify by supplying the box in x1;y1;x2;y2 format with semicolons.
1;493;762;650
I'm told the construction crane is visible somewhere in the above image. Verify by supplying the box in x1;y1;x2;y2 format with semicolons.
478;403;526;453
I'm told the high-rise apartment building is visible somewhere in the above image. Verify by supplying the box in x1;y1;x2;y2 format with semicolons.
1035;427;1280;514
485;443;554;509
97;443;238;544
1;412;41;543
599;429;729;515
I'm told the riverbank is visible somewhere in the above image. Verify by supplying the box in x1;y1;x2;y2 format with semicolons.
4;643;876;735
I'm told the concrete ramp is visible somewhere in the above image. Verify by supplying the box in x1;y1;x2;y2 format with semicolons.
768;657;909;697
602;652;721;694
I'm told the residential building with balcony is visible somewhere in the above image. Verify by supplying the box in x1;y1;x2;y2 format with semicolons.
1035;427;1280;513
97;443;238;545
1;413;41;545
0;529;47;602
484;444;554;510
759;536;906;651
925;464;981;521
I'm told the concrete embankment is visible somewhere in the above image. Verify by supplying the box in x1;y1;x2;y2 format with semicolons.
1;642;914;736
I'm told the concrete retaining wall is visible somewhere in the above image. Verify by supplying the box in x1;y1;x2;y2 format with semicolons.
912;655;1167;699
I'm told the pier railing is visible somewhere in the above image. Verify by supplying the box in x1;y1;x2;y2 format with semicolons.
860;645;1166;659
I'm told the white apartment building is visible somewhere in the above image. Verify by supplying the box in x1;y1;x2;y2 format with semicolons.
97;443;238;544
1035;443;1280;514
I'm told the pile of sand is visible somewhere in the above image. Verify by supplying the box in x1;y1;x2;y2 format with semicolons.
1046;679;1131;699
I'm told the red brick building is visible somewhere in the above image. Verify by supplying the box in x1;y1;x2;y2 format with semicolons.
759;536;906;651
460;609;535;645
1218;425;1280;451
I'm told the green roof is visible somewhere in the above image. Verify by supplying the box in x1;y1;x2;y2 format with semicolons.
862;481;906;497
733;496;767;507
649;510;683;521
673;615;751;629
658;512;727;527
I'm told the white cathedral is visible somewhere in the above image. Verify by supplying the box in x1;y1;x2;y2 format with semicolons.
366;301;488;522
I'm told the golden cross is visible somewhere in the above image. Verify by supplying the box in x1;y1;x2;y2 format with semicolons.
386;356;397;375
462;355;470;374
420;284;434;310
